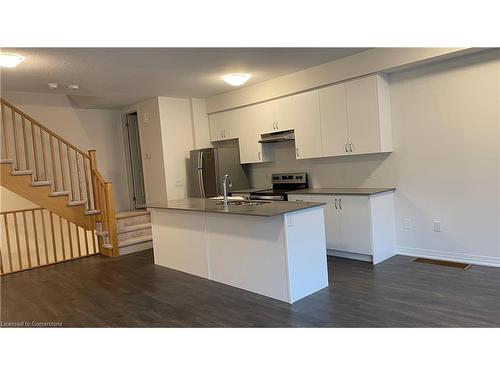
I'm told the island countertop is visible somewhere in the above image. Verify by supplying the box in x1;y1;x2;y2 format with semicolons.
290;187;396;196
147;198;325;217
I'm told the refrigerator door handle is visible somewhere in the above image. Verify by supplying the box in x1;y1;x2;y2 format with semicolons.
199;151;206;198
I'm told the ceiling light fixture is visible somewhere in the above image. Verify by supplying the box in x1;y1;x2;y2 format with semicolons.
0;53;24;68
68;84;80;90
48;83;59;89
223;73;251;86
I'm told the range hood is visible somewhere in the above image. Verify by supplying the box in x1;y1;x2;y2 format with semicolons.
259;130;295;144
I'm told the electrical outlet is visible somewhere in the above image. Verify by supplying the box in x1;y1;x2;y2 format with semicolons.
175;179;184;187
433;221;441;232
143;112;150;123
404;218;412;229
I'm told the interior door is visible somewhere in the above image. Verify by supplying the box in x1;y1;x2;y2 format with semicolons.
338;195;372;254
126;113;146;208
319;83;349;156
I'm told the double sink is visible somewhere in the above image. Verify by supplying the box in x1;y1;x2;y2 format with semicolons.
216;200;270;207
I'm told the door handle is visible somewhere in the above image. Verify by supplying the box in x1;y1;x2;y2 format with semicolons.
296;147;299;158
339;198;342;210
344;143;348;153
258;151;261;160
349;143;353;152
334;198;337;209
276;120;278;130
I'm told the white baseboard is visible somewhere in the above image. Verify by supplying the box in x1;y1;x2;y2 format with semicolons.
327;249;373;263
119;241;153;256
397;246;500;268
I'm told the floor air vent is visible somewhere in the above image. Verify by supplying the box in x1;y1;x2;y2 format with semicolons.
412;258;471;270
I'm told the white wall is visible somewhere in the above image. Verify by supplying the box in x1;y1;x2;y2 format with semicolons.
158;97;195;200
206;48;476;113
249;50;500;265
1;91;129;211
190;98;211;149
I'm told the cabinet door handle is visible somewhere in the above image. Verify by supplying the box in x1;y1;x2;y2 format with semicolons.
344;143;348;153
334;198;338;209
220;130;223;138
258;151;261;160
296;199;303;202
296;147;299;158
349;143;353;152
224;129;226;138
276;120;278;130
339;198;342;210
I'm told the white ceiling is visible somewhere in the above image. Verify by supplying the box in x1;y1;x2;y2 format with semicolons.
0;48;369;109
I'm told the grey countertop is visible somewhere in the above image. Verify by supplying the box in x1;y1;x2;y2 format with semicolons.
290;188;396;196
148;198;325;217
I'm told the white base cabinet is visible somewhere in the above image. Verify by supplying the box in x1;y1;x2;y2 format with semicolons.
288;191;396;264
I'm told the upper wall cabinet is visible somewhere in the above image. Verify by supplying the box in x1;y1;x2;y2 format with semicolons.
237;105;271;164
209;109;239;142
319;83;349;156
294;90;322;159
320;75;392;157
207;74;392;163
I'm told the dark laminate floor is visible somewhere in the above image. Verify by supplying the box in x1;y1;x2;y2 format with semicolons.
1;249;499;327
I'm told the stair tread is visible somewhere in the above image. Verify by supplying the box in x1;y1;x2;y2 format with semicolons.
49;191;70;197
32;180;52;186
119;235;152;247
116;210;149;219
11;169;34;176
117;223;151;234
85;209;101;215
68;200;86;207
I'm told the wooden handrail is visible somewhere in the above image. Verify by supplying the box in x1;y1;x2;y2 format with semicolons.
0;98;90;158
0;97;119;259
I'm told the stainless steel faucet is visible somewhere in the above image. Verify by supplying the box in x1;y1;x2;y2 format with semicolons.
222;174;232;206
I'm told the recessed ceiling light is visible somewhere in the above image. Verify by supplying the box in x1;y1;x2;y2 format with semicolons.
68;84;80;90
48;83;59;89
223;73;251;86
0;53;24;68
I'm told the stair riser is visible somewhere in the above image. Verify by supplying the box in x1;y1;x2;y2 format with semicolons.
116;214;151;231
118;228;152;243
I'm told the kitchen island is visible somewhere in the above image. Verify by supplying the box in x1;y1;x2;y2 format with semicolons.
148;198;328;303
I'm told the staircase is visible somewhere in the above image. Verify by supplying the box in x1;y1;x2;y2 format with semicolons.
116;210;152;255
0;97;119;274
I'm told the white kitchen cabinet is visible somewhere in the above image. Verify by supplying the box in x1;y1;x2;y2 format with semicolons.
336;195;372;255
345;75;392;155
288;191;396;264
309;195;341;251
254;101;275;134
319;83;349;156
318;74;392;157
273;96;295;132
293;90;323;159
209;109;239;142
237;105;271;164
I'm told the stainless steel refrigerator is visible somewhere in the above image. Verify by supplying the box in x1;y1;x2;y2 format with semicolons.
188;140;250;198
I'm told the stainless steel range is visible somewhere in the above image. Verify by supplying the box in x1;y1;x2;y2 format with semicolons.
249;173;308;201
